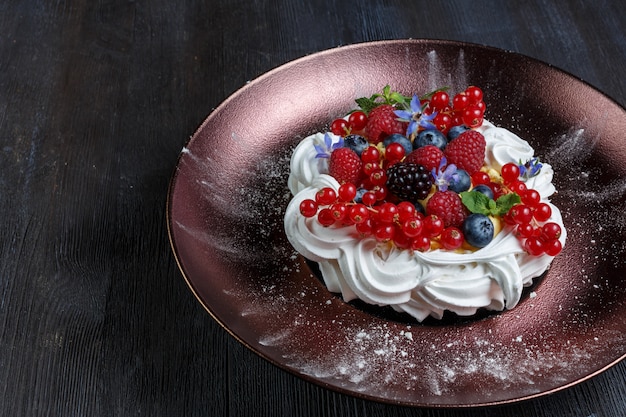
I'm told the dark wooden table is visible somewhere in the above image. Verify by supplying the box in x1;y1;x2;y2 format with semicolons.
1;1;625;416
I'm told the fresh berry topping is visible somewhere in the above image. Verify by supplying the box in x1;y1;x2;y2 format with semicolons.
337;182;357;201
429;91;450;110
405;145;444;172
315;187;337;205
533;203;552;222
447;169;471;193
344;134;369;156
383;133;412;156
447;124;469;141
366;104;406;143
462;213;494;248
330;118;349;136
426;190;468;228
386;162;432;203
441;226;464;250
471;171;491;185
299;199;318;217
384;142;406;163
472;184;494;200
444;130;486;174
348;111;368;131
361;146;380;163
414;129;447;150
329;148;363;184
501;162;520;185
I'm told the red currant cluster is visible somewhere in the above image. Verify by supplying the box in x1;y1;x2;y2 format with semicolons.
497;163;563;257
330;110;368;137
427;86;486;133
299;183;466;252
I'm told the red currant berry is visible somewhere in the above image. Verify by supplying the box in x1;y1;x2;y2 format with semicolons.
348;203;369;224
402;217;424;237
430;91;450;110
533;203;552;222
471;171;491;186
317;208;336;226
524;237;545;256
544;239;563;256
374;224;395;242
330;203;347;221
393;227;412;249
372;185;388;201
348;111;367;131
385;143;405;162
423;215;444;238
299;199;318;217
355;218;374;236
541;222;562;241
516;223;536;239
397;201;417;222
363;161;379;176
330;118;349;136
487;182;504;199
509;204;533;225
361;146;380;163
509;180;527;195
337;183;357;202
475;100;486;114
522;188;541;207
369;168;387;186
433;112;453;134
500;162;520;185
441;227;464;250
452;93;470;110
462;105;483;128
411;235;431;252
361;191;377;206
377;202;399;223
465;86;484;104
315;187;337;205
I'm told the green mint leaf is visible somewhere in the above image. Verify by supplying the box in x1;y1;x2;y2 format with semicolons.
355;97;379;114
460;191;491;215
494;193;522;216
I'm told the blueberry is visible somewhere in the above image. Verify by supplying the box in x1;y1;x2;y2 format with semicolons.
472;184;494;200
447;169;471;193
414;129;447;150
354;187;368;203
447;125;469;141
344;134;368;156
462;214;494;248
383;133;412;156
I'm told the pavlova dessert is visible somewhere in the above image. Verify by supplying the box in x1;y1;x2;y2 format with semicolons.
284;85;566;322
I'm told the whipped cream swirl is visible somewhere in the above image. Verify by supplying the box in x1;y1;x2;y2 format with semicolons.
284;121;566;321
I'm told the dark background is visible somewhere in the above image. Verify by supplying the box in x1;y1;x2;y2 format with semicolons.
1;1;625;416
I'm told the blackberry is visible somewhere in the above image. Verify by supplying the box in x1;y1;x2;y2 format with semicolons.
386;162;432;203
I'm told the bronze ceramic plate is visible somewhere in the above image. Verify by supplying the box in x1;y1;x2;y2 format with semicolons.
167;40;626;407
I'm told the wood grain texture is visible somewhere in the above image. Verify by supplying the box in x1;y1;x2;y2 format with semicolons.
0;0;624;416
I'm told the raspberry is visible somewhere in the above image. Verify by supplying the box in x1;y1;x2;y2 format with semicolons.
366;104;406;144
386;162;432;203
444;130;486;174
426;190;468;228
329;148;363;184
405;145;444;172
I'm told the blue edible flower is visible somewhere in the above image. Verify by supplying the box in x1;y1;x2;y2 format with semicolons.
518;157;542;179
431;157;458;192
394;95;437;136
314;133;344;158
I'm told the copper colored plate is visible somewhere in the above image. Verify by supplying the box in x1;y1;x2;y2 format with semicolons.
167;40;626;407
